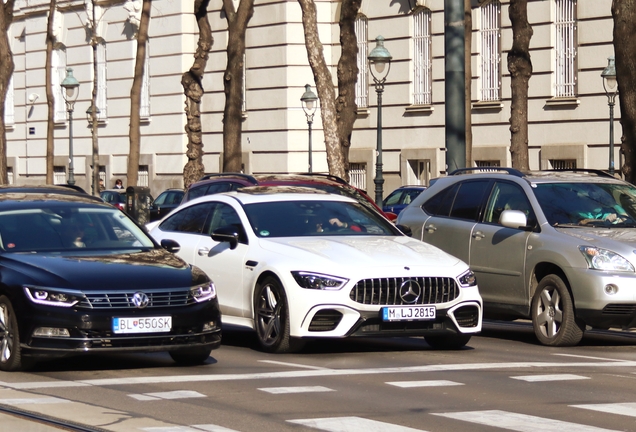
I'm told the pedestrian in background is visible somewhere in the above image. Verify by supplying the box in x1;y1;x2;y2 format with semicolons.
114;179;124;189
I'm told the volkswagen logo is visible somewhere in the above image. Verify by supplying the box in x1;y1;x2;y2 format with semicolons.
399;280;421;304
132;292;149;309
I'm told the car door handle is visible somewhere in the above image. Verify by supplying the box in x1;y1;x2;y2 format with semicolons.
472;231;485;239
198;247;210;256
424;224;437;233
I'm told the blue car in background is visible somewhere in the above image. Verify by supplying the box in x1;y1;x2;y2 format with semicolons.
382;185;427;216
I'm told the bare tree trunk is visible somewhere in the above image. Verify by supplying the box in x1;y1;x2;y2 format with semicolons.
336;0;361;182
127;0;151;188
182;0;212;188
613;0;636;183
0;0;15;185
298;0;346;179
45;1;56;184
222;0;254;173
507;0;532;170
465;0;473;167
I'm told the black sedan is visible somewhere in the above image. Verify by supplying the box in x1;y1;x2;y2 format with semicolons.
0;186;221;371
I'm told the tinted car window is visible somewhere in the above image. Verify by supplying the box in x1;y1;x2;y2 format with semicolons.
206;203;248;244
483;181;535;225
449;180;490;221
384;191;403;207
160;203;213;234
423;183;459;216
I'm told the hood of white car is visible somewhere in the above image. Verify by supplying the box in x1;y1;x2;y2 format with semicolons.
259;236;464;269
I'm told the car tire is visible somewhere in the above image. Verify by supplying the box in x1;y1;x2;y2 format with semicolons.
531;274;584;346
424;333;471;350
254;276;304;354
168;346;213;365
0;296;28;371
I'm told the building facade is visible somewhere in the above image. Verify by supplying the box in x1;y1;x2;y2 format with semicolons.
4;0;619;198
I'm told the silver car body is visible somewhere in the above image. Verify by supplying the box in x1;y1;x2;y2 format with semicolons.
398;169;636;345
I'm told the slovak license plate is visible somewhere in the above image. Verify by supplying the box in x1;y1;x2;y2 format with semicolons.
382;306;436;322
112;316;172;334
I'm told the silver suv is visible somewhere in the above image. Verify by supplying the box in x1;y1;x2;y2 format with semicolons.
398;168;636;346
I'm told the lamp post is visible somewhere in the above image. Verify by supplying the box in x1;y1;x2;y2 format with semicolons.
60;67;80;186
601;56;618;176
368;35;392;205
300;84;318;173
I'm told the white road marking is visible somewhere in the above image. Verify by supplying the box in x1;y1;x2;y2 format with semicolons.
0;397;70;405
258;360;328;370
141;427;205;432
258;386;334;394
2;359;635;390
552;353;629;362
511;374;590;382
433;410;619;432
190;426;242;432
386;380;463;388
288;416;426;431
130;391;205;400
572;402;636;418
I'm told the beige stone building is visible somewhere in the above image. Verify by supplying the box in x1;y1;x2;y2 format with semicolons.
4;0;619;198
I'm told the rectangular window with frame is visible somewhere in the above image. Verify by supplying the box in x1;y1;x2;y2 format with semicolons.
355;15;368;109
53;48;67;123
96;42;108;119
138;165;149;187
4;75;14;126
413;9;432;106
549;159;576;170
54;166;67;185
349;163;367;192
555;0;577;98
480;1;501;101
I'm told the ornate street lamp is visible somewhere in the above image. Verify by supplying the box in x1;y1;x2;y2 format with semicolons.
300;84;318;173
60;67;80;186
368;36;392;205
601;56;618;176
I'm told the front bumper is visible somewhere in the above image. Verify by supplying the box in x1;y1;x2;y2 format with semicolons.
18;300;222;357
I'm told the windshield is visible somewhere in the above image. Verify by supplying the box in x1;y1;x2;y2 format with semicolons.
534;182;636;227
244;200;400;238
0;206;155;252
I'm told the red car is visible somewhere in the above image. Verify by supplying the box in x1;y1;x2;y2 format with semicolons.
182;173;397;221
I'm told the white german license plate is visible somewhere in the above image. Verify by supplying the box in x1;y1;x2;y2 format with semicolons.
382;306;436;322
112;316;172;334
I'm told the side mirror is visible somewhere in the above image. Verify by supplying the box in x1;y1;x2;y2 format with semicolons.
499;209;531;230
396;224;413;237
211;226;239;250
160;238;181;253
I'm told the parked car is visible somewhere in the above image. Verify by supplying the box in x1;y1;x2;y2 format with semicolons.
148;186;482;353
100;188;127;212
181;173;398;221
398;167;636;347
0;185;221;371
150;188;185;222
383;185;427;216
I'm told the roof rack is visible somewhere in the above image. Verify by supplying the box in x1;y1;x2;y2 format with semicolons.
296;172;348;185
448;167;524;177
198;173;258;185
541;168;615;179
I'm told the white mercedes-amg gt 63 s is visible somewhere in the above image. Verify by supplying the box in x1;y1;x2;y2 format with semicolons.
147;186;482;353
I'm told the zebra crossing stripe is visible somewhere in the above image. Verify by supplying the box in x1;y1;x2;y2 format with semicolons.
386;380;463;388
571;402;636;418
259;386;333;394
0;397;70;405
432;410;619;432
511;374;589;382
130;390;206;401
288;416;426;431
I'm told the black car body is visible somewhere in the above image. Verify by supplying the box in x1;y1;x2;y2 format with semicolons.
149;188;185;221
0;186;221;371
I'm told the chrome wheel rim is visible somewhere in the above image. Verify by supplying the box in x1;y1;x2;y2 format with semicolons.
535;287;563;339
0;304;13;363
256;284;282;346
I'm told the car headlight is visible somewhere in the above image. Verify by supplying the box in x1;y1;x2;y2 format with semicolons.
190;282;217;302
579;246;635;272
24;286;83;308
458;269;477;287
291;271;349;290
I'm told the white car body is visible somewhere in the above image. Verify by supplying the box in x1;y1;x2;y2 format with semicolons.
148;188;483;352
